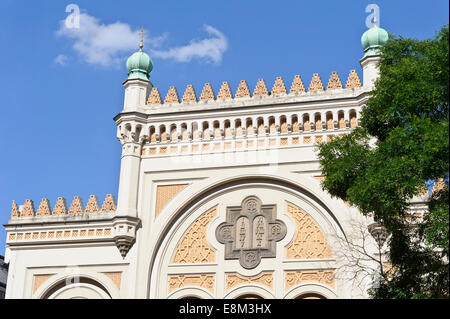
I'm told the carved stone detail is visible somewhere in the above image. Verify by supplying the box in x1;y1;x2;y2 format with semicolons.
308;73;324;91
182;84;197;103
147;87;162;105
253;78;269;96
68;196;84;214
200;83;215;101
11;200;19;218
164;86;179;103
216;196;287;269
217;81;233;99
85;195;100;213
225;271;273;292
289;75;306;94
285;202;332;259
101;194;117;212
172;206;217;263
103;272;122;290
345;70;362;88
113;216;140;258
285;270;335;291
168;274;215;294
52;197;68;215
33;274;54;294
327;71;343;90
21;199;35;217
36;198;51;216
235;80;251;98
271;76;287;95
155;184;188;217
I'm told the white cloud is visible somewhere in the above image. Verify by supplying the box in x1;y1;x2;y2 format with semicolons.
54;54;68;66
56;11;227;67
150;25;228;64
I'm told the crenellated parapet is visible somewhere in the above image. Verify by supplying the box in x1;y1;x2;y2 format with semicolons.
146;71;361;106
10;194;117;219
6;193;138;258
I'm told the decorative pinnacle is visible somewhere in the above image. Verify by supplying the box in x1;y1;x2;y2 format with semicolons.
139;27;146;49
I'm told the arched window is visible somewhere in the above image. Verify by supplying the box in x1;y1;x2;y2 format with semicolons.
235;119;243;137
213;121;221;138
303;114;310;131
280;116;288;133
246;118;253;136
315;114;322;130
269;117;276;134
292;115;299;133
224;120;232;138
257;118;265;135
150;126;156;142
170;124;177;142
203;122;210;139
350;110;357;128
338;111;345;129
160;126;167;142
181;123;189;141
326;112;333;130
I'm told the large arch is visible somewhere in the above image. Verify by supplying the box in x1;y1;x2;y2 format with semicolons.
145;172;354;298
39;276;113;299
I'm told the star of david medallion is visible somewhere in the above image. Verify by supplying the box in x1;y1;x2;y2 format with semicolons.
215;196;287;269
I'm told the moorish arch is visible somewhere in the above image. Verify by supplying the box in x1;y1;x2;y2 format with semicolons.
146;173;352;299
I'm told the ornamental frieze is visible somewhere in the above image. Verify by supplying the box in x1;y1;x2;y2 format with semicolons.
215;196;286;269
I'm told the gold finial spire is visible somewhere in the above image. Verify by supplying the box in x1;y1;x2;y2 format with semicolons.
139;27;147;49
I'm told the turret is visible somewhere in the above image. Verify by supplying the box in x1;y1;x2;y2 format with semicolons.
360;22;389;88
122;36;153;109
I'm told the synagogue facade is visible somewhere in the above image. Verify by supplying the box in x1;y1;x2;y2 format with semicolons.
2;22;428;299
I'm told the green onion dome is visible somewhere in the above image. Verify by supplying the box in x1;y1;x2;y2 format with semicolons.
361;25;389;57
126;47;153;80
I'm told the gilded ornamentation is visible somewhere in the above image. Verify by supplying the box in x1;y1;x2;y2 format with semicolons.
147;87;162;105
326;71;343;90
172;206;218;263
33;274;54;294
285;202;332;259
164;86;179;103
36;198;51;216
289;75;306;94
182;84;197;103
225;271;274;292
200;83;215;101
21;199;35;217
285;270;335;291
272;76;287;95
85;195;100;213
308;73;324;91
345;70;362;88
155;184;188;217
68;196;84;214
168;274;215;294
11;200;19;218
253;78;269;96
217;81;233;99
52;197;67;215
101;194;117;212
235;80;251;98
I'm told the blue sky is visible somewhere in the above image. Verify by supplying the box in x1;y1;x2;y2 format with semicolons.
0;0;448;254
